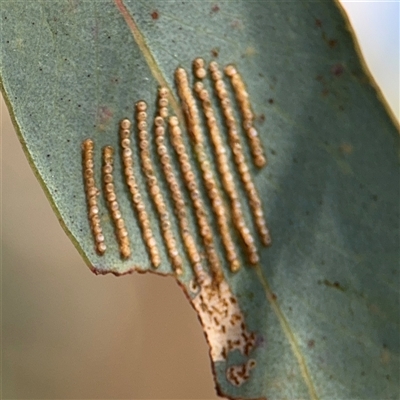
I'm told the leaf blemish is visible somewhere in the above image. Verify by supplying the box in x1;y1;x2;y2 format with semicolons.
210;48;219;58
339;142;353;155
319;279;346;292
191;269;257;386
231;20;243;30
97;106;113;128
226;359;257;387
331;63;344;77
328;39;338;49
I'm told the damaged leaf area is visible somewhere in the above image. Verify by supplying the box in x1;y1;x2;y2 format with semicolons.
191;271;257;386
1;1;399;399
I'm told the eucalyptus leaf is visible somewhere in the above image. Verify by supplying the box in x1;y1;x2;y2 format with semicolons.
1;1;399;399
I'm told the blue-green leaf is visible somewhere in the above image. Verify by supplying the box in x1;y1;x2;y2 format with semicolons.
1;1;398;398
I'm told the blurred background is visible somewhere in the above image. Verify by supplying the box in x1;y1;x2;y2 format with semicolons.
1;2;399;399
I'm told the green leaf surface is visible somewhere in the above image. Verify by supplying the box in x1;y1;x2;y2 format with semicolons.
1;1;399;399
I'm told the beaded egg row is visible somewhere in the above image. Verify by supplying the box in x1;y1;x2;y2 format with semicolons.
175;67;240;272
209;61;271;247
82;139;106;255
193;81;259;265
169;116;224;284
81;57;271;282
136;101;183;275
224;64;267;168
119;119;161;268
155;88;205;280
102;146;131;259
175;67;204;144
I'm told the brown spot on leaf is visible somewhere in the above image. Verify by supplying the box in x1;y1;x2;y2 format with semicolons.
151;10;159;20
97;106;113;127
315;19;322;28
369;303;381;315
332;63;345;77
211;4;220;13
380;347;390;365
328;39;338;48
211;48;219;58
339;142;353;155
323;279;345;292
221;347;227;359
231;19;243;30
308;339;315;348
243;46;256;57
226;359;256;386
322;88;329;97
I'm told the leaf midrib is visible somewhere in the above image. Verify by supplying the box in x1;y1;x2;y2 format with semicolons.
114;0;184;123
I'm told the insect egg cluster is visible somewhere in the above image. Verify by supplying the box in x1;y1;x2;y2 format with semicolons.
81;57;271;283
209;61;271;246
176;67;241;272
193;81;259;264
169;115;224;284
155;88;206;280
